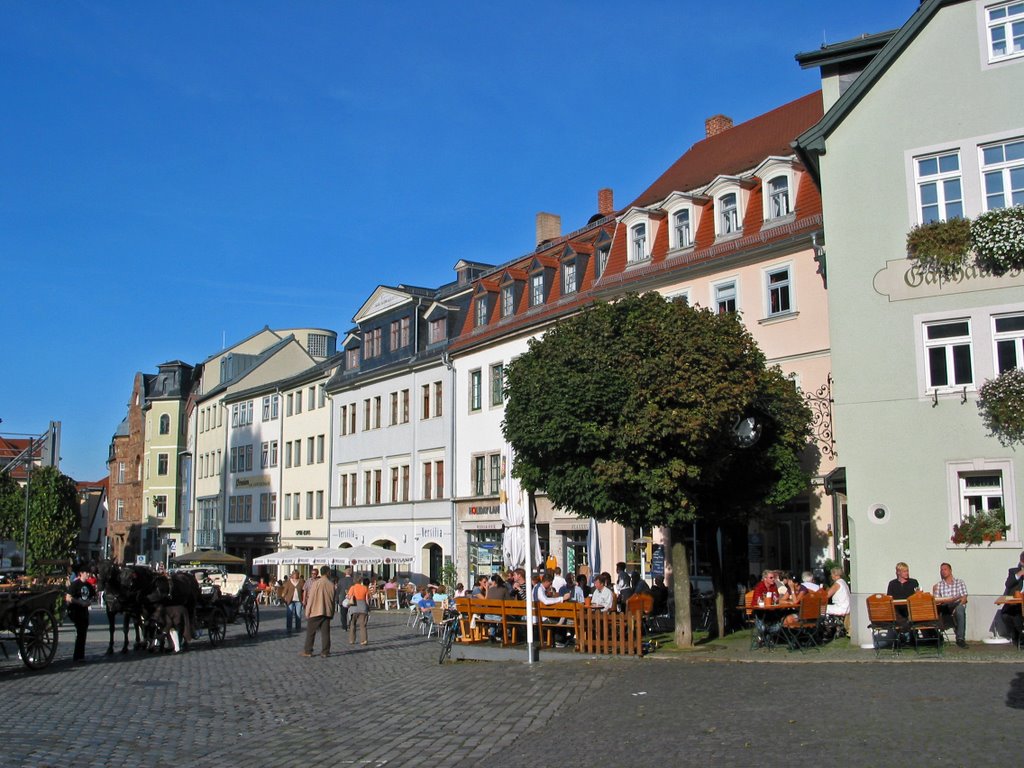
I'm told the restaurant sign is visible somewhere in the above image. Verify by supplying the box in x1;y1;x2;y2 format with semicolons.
236;476;272;489
874;259;1024;301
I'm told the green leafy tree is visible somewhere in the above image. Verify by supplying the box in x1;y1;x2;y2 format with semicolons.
503;293;813;647
0;467;80;575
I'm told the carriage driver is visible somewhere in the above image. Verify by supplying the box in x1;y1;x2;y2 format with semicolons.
66;563;97;663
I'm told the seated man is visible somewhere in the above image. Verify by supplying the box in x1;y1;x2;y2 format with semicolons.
1002;551;1024;643
750;569;782;643
534;572;572;646
932;562;968;648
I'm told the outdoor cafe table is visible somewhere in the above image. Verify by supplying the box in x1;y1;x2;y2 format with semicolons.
746;602;800;650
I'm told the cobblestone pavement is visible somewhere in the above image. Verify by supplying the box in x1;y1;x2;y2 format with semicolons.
3;607;1023;767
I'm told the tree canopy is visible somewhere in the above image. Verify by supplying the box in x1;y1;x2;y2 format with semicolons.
0;466;80;574
502;293;814;644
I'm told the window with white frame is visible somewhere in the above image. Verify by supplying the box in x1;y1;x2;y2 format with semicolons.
469;369;482;411
157;453;168;476
629;223;647;262
924;319;974;389
719;193;739;235
490;363;504;406
715;281;737;314
434;381;443;418
765;266;792;317
489;453;501;495
981;138;1024;210
596;246;609;278
563;261;577;294
154;495;167;519
986;1;1024;62
994;313;1024;373
117;461;125;484
501;285;515;317
530;273;545;306
960;471;1006;519
767;176;790;219
400;389;410;423
475;297;489;327
346;348;360;370
673;209;692;249
115;499;124;521
915;151;963;223
472;455;486;496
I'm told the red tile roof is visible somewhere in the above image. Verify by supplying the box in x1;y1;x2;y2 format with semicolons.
631;91;823;207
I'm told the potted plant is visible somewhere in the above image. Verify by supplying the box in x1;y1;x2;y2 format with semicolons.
951;508;1009;547
978;367;1024;448
971;204;1024;276
906;217;972;277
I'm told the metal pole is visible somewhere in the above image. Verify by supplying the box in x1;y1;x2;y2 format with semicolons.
524;490;535;664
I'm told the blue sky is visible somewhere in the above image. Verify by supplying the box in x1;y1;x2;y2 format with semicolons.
1;1;918;481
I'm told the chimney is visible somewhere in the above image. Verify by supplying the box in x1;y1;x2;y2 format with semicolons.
536;212;561;245
705;114;733;138
598;188;614;216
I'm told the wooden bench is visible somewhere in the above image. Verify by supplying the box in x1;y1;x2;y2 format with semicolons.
534;601;582;648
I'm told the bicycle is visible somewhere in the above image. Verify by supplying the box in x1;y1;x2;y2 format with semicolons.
438;605;463;664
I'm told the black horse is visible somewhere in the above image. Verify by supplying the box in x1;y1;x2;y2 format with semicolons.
97;560;146;655
120;566;201;650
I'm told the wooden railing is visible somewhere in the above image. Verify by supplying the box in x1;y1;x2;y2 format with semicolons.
576;608;644;656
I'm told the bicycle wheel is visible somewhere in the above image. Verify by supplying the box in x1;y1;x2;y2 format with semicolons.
439;622;455;664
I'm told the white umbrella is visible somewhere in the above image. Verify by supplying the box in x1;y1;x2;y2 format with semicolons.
333;544;414;566
253;549;305;566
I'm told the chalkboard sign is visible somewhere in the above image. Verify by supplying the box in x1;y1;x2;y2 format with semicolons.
651;544;665;578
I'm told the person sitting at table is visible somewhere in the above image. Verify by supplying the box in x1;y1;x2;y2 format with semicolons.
825;567;851;620
649;577;668;615
751;569;780;606
750;570;783;643
1001;552;1024;644
800;571;821;593
932;562;968;648
590;573;614;612
886;561;920;626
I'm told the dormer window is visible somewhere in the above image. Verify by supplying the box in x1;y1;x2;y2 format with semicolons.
475;297;489;327
768;176;790;218
501;285;515;317
719;193;739;235
530;273;545;306
346;348;360;370
596;246;609;278
364;328;382;359
673;209;692;249
563;261;577;294
629;223;647;263
428;317;446;344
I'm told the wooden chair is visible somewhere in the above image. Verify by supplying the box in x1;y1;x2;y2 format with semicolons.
781;590;826;652
382;587;400;611
744;591;760;649
906;591;944;655
865;593;901;657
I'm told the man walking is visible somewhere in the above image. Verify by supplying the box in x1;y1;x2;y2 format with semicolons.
336;566;354;631
302;565;336;657
933;562;969;648
279;570;304;634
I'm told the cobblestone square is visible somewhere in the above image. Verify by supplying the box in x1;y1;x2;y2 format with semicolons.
2;606;1021;767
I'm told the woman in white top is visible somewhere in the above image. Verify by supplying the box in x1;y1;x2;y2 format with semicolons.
826;566;851;617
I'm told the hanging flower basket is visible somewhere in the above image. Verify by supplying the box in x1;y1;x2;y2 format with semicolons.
951;508;1009;547
978;367;1024;447
971;205;1024;276
906;217;972;277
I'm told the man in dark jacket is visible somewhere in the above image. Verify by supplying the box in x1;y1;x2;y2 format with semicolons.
65;563;97;662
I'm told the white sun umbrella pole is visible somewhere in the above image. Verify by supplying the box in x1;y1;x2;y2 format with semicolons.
503;443;536;663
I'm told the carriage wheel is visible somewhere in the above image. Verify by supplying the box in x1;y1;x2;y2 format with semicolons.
17;608;59;670
208;607;227;647
244;602;260;638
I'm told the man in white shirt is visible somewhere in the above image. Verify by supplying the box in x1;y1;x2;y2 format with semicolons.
550;567;567;593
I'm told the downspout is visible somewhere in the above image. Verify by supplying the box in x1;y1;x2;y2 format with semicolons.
442;349;456;582
221;401;229;551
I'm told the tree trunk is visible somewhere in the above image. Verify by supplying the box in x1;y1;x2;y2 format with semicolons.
702;521;723;639
670;525;693;648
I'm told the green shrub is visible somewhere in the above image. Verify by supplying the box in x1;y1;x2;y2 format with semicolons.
906;217;972;277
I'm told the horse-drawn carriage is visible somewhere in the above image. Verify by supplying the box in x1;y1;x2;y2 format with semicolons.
188;568;260;644
0;584;61;670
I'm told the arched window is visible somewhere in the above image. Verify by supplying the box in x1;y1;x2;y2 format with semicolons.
719;193;738;234
768;176;790;218
159;414;170;435
673;209;691;248
629;223;647;262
